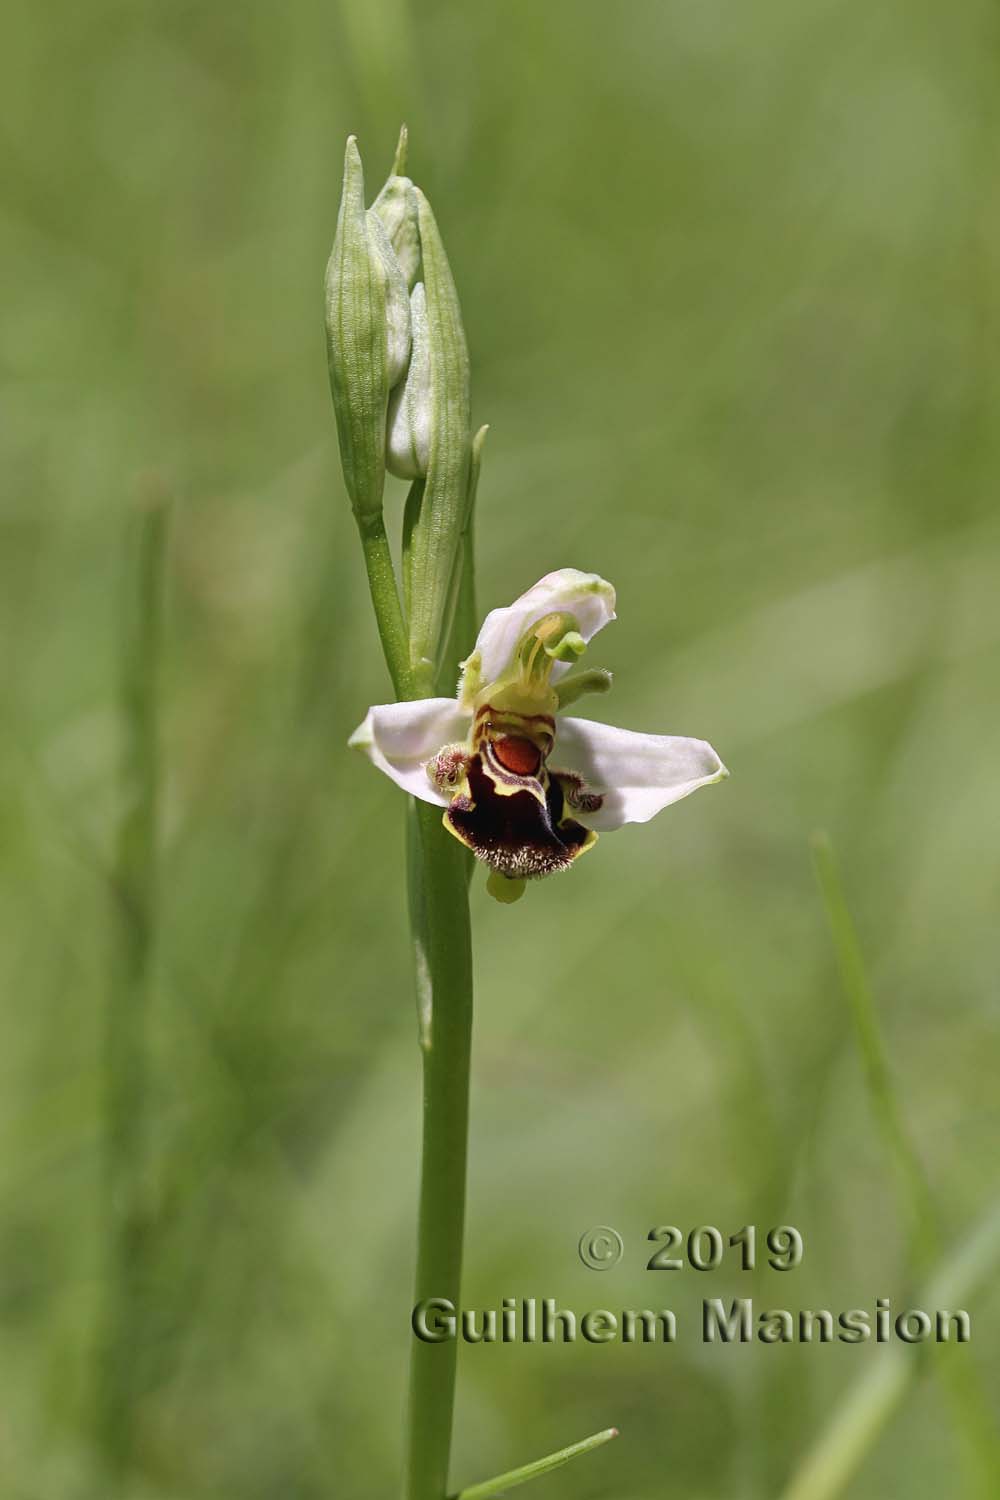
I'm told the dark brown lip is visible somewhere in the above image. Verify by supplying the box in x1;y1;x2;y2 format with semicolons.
444;754;594;880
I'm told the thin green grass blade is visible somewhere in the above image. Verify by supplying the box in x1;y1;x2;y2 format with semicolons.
451;1427;619;1500
97;483;170;1483
810;831;938;1265
807;833;1000;1496
779;1198;1000;1500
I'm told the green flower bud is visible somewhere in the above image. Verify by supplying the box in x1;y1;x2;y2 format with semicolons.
371;125;421;290
325;136;411;522
403;188;472;682
387;283;430;480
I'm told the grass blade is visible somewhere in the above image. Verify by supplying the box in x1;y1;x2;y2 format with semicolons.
807;832;1000;1496
451;1427;619;1500
96;484;170;1484
779;1198;1000;1500
810;831;937;1265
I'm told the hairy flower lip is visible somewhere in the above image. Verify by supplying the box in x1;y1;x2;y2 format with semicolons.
444;754;595;879
349;568;728;887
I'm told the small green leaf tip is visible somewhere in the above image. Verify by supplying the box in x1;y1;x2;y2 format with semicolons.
451;1426;618;1500
472;423;489;461
392;122;409;175
372;128;421;288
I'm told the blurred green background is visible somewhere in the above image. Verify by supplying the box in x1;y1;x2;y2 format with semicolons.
3;0;999;1496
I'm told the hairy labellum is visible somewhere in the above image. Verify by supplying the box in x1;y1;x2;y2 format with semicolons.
428;709;600;880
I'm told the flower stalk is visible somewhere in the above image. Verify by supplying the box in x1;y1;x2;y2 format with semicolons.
357;507;413;700
325;129;727;1500
404;799;474;1500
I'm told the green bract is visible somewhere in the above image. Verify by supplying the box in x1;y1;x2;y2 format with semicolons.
403;188;472;681
325;137;410;522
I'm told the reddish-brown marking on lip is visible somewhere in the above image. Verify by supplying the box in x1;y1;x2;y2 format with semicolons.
492;735;542;777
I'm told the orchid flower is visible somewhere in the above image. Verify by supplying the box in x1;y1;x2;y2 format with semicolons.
350;568;728;901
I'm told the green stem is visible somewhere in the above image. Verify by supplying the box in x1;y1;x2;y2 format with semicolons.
355;484;476;1500
404;799;474;1500
98;490;169;1482
357;510;414;698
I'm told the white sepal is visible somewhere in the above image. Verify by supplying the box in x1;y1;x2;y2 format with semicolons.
463;569;617;693
552;717;728;830
348;698;470;805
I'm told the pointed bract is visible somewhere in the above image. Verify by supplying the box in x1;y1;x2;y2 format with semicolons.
325;137;412;521
404;188;472;680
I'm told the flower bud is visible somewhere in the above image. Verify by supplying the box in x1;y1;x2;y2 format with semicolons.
371;126;421;290
387;283;431;479
370;214;412;388
325;136;411;522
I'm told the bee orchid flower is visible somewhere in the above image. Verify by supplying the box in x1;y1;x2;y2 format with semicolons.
350;568;728;902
